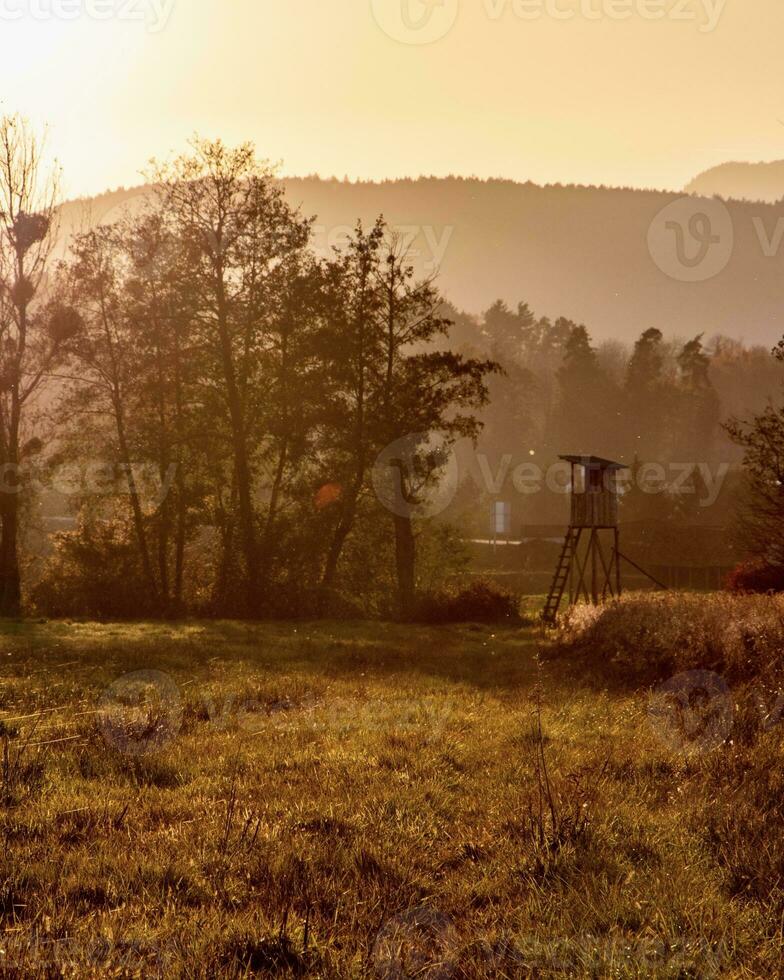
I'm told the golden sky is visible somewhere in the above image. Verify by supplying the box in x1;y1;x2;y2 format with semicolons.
2;0;783;197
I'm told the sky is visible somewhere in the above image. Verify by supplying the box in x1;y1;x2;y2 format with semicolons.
1;0;783;199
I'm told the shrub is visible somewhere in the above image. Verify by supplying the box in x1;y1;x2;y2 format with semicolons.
726;559;784;595
412;580;521;624
31;518;158;620
555;592;784;683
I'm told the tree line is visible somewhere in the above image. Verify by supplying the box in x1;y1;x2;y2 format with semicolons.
444;299;784;568
0;120;496;619
2;115;783;619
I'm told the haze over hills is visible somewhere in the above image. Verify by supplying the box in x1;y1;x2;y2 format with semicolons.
59;176;784;347
685;161;784;203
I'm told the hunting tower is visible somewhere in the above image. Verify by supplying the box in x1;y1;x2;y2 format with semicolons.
542;455;626;624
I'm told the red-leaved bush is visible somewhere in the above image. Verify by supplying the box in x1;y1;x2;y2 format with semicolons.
726;560;784;595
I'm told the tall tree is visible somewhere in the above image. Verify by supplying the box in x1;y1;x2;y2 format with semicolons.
556;324;619;453
724;339;784;569
59;225;161;603
675;334;720;461
318;220;385;599
153;139;311;612
372;235;498;616
0;116;73;613
624;327;669;459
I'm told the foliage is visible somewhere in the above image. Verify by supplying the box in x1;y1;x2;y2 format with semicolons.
49;151;497;622
31;517;158;619
726;558;784;595
555;591;784;682
725;402;784;569
412;579;521;624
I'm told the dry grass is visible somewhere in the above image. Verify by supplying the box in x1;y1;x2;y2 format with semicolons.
0;608;779;976
556;591;784;683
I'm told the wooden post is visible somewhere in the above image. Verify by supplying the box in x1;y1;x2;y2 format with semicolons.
569;537;574;606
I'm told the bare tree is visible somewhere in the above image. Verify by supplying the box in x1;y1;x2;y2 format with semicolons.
0;116;72;614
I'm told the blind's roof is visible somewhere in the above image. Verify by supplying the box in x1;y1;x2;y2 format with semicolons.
559;454;627;471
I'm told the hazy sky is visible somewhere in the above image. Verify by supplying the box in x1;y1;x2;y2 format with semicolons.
2;0;783;198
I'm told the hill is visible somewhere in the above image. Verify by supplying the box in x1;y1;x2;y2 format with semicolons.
59;176;784;346
685;160;784;204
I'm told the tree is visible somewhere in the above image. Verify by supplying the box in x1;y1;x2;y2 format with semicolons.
624;328;670;460
675;334;720;461
555;324;619;453
373;235;498;616
153;139;312;612
318;220;385;600
0;116;74;614
627;327;664;392
58;225;161;604
725;378;784;570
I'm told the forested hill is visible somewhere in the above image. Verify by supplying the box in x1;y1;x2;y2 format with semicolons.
685;160;784;204
59;176;784;346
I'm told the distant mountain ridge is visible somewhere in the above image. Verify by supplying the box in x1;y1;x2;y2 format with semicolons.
58;176;784;347
685;161;784;203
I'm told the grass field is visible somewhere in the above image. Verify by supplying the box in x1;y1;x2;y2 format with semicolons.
0;606;781;977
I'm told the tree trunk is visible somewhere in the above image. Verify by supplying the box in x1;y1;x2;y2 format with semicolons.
215;279;258;613
393;511;416;620
0;492;21;616
320;475;362;606
112;389;159;606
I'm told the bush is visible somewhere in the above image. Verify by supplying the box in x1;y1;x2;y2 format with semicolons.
555;592;784;683
726;559;784;595
412;580;521;624
31;518;158;620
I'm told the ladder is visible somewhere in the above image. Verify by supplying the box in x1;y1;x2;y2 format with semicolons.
542;527;580;625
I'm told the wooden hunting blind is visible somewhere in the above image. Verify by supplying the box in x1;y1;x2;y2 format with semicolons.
542;455;627;624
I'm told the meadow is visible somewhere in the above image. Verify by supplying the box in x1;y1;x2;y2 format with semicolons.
0;595;782;977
